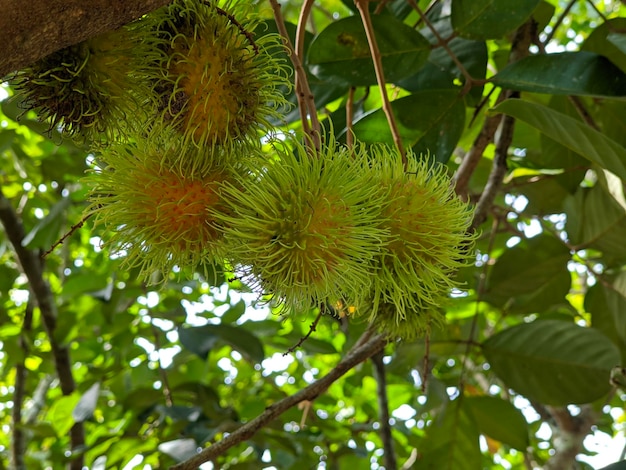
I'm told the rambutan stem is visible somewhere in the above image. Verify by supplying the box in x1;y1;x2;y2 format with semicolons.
269;0;321;153
354;0;406;168
346;86;356;150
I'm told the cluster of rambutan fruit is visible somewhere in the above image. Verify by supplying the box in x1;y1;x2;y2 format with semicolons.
12;0;474;339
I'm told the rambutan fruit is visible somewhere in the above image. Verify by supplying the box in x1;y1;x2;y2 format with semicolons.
85;132;237;283
145;0;290;149
11;26;152;144
365;146;475;335
370;300;439;341
215;136;386;312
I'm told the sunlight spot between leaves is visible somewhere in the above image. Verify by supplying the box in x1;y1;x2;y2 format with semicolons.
262;352;294;375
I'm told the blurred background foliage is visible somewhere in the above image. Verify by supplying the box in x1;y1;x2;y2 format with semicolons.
1;0;626;469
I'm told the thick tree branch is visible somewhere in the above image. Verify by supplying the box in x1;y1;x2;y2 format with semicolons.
170;332;387;470
0;0;173;78
544;406;595;470
0;189;84;469
454;19;535;205
471;111;517;230
453;95;504;200
372;351;397;470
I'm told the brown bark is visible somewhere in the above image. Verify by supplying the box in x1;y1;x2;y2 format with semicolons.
0;0;173;78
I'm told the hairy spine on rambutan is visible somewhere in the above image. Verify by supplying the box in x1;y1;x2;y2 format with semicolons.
85;131;239;284
214;135;386;312
143;0;290;151
363;146;475;339
11;26;155;144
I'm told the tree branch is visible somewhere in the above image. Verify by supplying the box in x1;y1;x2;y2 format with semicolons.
454;18;535;203
0;189;84;469
11;299;34;470
0;0;173;78
170;332;388;470
372;351;397;470
544;405;595;470
470;110;517;230
453;96;504;200
269;0;321;151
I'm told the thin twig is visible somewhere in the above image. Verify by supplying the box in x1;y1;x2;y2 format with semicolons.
215;5;259;54
411;0;438;28
372;351;397;470
543;0;577;45
43;213;91;258
0;189;85;470
170;332;387;470
294;0;315;141
421;330;430;393
409;0;477;95
284;308;324;356
585;0;608;22
568;96;600;131
295;0;314;69
354;0;406;165
269;0;321;150
346;86;356;149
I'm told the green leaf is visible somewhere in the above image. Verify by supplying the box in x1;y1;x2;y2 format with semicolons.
22;197;71;249
350;90;465;163
483;319;621;405
221;299;246;324
300;337;338;355
419;398;482;469
464;396;529;450
492;52;626;98
564;185;626;263
451;0;540;40
583;18;626;74
106;438;157;467
398;27;488;104
508;175;571;215
178;324;265;364
608;33;626;57
484;234;571;313
307;14;430;86
48;393;81;437
587;272;626;363
493;99;626;182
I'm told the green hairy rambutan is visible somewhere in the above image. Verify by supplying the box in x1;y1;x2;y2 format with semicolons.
85;133;236;283
215;136;386;312
11;27;152;143
364;146;475;335
145;0;290;149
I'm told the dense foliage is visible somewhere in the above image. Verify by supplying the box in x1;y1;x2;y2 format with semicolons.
1;0;626;469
